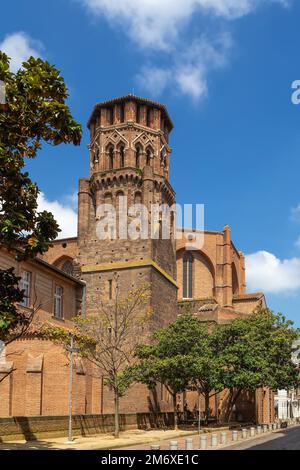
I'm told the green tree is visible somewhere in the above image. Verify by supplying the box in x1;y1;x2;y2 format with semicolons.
0;51;81;342
216;308;300;422
132;315;204;429
43;283;151;438
188;325;225;425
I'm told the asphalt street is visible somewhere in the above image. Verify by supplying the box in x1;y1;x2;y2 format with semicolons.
223;425;300;450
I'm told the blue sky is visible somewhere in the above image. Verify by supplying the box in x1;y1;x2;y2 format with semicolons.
1;0;300;325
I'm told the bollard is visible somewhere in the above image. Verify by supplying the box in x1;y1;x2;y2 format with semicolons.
250;427;255;437
263;425;268;433
185;438;193;450
257;425;262;435
232;430;238;441
200;435;207;450
211;433;218;447
150;444;160;450
220;432;227;445
242;428;247;439
170;440;178;450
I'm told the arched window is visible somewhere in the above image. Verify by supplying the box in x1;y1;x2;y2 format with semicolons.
146;148;151;166
183;253;193;299
160;148;166;167
93;150;99;164
136;145;141;168
108;145;114;170
134;192;142;204
62;260;74;277
120;145;125;168
116;191;124;209
104;193;112;204
232;263;239;295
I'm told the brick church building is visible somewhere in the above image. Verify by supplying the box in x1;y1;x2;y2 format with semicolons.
0;95;274;425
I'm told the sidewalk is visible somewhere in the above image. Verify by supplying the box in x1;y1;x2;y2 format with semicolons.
0;428;197;451
0;424;287;451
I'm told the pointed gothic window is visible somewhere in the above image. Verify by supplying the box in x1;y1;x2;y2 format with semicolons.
120;145;125;168
108;145;114;170
183;253;193;299
136;145;141;168
93;150;99;164
146;148;151;166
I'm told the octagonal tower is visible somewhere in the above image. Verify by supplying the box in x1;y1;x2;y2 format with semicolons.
77;95;178;412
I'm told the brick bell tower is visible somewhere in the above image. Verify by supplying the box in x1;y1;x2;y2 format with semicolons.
77;95;178;412
77;94;178;334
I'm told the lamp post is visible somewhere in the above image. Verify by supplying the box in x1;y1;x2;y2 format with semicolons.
66;333;80;443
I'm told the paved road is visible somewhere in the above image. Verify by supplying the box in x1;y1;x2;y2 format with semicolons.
224;425;300;450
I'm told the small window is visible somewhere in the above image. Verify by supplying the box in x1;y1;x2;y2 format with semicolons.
120;146;125;168
109;280;113;300
108;145;114;170
20;271;31;307
183;254;193;299
93;150;99;164
54;286;63;319
62;260;74;277
136;145;141;168
146;148;151;166
134;192;142;204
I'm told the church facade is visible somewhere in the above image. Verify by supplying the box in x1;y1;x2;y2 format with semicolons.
0;95;274;424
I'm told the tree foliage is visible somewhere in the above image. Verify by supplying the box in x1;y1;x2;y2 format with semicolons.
43;282;151;437
216;308;300;422
131;315;203;428
130;309;300;426
0;51;81;342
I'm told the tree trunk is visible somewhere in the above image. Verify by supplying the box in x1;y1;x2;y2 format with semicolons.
204;391;210;426
172;393;178;430
197;391;201;434
223;388;242;423
114;389;120;438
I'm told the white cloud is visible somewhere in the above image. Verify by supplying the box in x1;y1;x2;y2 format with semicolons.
136;67;171;97
291;203;300;222
37;192;77;239
245;250;300;294
79;0;287;100
136;34;232;100
79;0;287;50
0;32;43;72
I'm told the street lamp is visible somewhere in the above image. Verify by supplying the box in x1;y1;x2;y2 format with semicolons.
66;333;80;443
